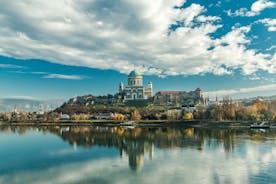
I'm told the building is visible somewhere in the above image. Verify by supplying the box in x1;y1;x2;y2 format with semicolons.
154;88;204;105
119;70;153;100
60;113;70;120
167;107;183;120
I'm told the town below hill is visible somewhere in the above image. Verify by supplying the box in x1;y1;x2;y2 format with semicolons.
1;93;276;123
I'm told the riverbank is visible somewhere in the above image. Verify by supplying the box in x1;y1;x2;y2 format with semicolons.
1;119;275;128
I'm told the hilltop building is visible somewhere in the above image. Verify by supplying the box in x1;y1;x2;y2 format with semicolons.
119;70;153;100
154;88;205;105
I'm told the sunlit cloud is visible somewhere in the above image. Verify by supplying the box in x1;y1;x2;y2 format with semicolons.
0;95;36;100
257;18;276;32
31;71;48;75
266;45;276;51
204;84;276;98
43;74;86;80
227;0;275;17
0;63;24;69
0;1;274;77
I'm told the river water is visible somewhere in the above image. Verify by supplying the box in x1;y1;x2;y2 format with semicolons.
0;126;275;184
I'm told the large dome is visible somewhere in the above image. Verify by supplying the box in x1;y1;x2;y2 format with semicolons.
129;70;140;77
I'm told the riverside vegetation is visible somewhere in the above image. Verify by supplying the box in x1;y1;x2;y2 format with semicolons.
1;95;275;124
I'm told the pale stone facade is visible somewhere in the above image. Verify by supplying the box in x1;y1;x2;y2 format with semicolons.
119;70;153;100
154;88;204;105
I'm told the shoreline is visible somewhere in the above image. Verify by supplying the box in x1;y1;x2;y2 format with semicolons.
1;120;275;128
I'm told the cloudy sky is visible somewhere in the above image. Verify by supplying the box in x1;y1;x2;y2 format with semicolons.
0;0;275;100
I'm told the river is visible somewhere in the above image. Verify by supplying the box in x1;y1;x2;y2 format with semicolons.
0;126;275;184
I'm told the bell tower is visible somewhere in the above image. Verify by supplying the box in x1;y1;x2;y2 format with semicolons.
119;82;124;93
147;82;153;97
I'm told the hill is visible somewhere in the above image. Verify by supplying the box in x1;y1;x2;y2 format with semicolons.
0;98;65;112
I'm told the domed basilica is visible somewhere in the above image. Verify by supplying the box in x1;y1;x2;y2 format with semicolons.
119;70;153;100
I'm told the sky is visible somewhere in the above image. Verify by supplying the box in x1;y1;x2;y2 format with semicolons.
0;0;275;100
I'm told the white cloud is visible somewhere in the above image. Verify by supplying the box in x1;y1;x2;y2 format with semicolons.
257;18;276;32
196;15;221;23
43;74;85;80
0;63;24;68
212;67;232;75
2;95;36;100
176;3;205;26
266;45;276;51
204;84;276;98
0;0;274;77
251;0;275;12
8;70;86;80
227;0;275;17
31;71;48;75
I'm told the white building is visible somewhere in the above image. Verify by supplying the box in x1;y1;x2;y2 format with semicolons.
119;70;153;100
60;113;70;120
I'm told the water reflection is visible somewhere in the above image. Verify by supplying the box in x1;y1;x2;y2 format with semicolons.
1;125;275;171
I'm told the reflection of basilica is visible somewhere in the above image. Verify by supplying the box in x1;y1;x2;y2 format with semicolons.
120;140;154;170
1;125;275;184
59;126;156;170
55;126;206;170
1;126;266;170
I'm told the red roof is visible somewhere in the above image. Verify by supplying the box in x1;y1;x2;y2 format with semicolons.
157;91;184;95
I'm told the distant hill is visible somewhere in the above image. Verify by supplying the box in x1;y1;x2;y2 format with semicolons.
241;95;276;102
262;95;276;101
0;98;65;112
226;94;276;106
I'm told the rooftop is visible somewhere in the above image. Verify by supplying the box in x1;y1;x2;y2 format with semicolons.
156;91;185;95
129;70;140;77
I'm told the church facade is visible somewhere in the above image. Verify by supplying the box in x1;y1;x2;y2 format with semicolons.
119;70;153;100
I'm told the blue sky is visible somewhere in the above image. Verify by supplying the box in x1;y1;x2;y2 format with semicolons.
0;0;275;100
